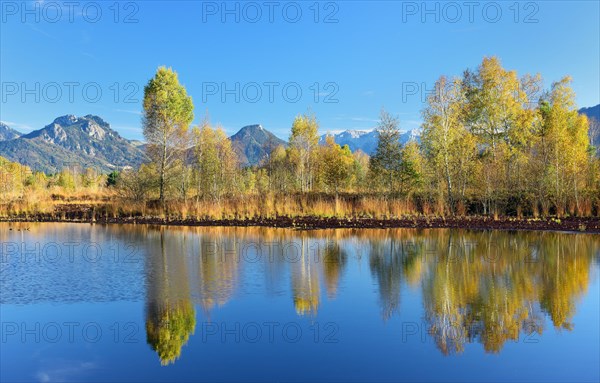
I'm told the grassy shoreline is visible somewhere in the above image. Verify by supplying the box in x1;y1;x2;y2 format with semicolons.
2;193;600;233
2;212;599;233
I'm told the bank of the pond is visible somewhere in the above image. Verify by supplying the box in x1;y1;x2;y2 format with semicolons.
1;208;599;233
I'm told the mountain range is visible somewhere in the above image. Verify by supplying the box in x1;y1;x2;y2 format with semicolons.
579;104;600;121
1;105;598;172
0;115;147;173
579;105;600;152
0;122;22;141
319;129;420;155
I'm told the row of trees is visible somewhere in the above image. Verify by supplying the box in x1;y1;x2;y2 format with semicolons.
420;58;597;216
135;58;598;216
1;57;597;218
0;156;106;198
135;68;372;202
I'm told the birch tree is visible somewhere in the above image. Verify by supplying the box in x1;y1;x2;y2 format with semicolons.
143;67;194;203
289;113;319;192
422;76;476;211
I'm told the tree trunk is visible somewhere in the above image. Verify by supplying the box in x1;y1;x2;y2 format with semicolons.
444;151;453;213
159;142;167;205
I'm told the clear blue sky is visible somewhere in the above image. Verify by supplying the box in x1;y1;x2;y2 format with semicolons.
1;0;599;140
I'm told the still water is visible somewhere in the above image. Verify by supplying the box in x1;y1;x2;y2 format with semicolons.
1;223;599;382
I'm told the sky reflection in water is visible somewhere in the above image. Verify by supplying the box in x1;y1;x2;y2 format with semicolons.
1;223;599;382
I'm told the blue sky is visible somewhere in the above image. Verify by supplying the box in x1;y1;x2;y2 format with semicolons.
1;0;599;140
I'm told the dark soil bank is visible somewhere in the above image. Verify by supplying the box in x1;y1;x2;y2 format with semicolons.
2;208;599;233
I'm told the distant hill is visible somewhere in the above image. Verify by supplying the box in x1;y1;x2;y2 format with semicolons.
0;122;22;141
20;107;597;172
230;124;287;166
229;125;422;166
579;104;600;155
320;130;379;154
320;129;420;155
579;104;600;121
0;115;148;173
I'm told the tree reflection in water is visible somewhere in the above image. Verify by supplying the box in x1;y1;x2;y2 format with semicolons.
193;235;240;313
145;229;196;366
322;241;348;299
138;226;598;363
291;237;321;316
412;231;594;354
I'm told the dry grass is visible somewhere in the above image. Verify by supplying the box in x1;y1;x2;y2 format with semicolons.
2;188;599;220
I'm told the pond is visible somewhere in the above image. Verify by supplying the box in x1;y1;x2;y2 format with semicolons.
1;223;599;382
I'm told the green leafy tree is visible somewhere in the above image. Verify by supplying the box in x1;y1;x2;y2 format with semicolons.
143;66;194;204
369;109;418;194
289;113;320;192
351;150;370;192
535;77;593;215
116;164;158;201
266;145;293;193
193;124;238;200
462;57;540;215
106;171;120;187
370;110;403;193
422;76;476;211
57;170;76;191
320;135;354;194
